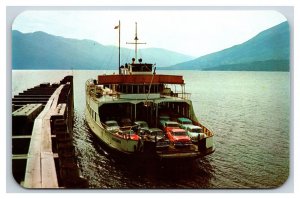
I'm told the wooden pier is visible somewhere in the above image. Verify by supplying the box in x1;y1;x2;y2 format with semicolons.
12;76;88;188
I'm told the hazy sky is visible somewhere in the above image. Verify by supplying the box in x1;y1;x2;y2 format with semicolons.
12;10;287;57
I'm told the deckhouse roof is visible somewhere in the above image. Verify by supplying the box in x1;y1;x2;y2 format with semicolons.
97;74;184;85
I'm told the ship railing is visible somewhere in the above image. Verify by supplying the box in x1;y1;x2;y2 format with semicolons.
203;126;214;137
161;92;191;100
196;122;214;137
190;118;214;137
87;83;121;100
108;92;121;100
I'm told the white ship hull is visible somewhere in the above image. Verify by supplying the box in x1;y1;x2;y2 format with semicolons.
85;107;140;155
85;89;215;159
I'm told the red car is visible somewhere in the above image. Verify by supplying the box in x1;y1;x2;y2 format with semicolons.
163;121;181;132
166;128;192;147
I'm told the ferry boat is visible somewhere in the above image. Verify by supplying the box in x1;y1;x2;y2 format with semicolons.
85;22;215;159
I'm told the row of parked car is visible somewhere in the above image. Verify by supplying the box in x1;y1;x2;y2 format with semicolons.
159;116;207;147
104;119;170;149
104;116;206;149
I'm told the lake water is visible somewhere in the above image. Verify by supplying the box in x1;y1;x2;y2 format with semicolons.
12;70;290;189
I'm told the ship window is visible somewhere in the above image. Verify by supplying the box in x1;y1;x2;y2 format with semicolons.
145;85;149;93
131;64;152;72
133;85;137;93
139;85;144;93
132;66;140;72
150;85;155;93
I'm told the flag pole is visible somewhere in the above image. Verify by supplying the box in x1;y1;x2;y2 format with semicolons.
118;20;121;74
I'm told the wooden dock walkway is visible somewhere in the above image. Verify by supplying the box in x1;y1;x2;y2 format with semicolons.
12;76;88;188
23;85;64;188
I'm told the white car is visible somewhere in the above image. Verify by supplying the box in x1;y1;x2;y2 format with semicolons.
134;121;149;130
105;120;120;132
181;124;206;143
134;121;149;135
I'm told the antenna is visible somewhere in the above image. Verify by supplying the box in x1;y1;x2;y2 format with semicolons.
126;22;146;60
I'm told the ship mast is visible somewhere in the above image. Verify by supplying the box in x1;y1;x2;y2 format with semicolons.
126;22;146;60
115;20;121;74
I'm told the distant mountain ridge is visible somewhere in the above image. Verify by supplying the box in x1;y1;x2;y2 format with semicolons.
12;30;194;70
169;21;290;71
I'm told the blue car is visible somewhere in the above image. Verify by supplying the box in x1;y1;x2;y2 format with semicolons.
177;117;193;128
